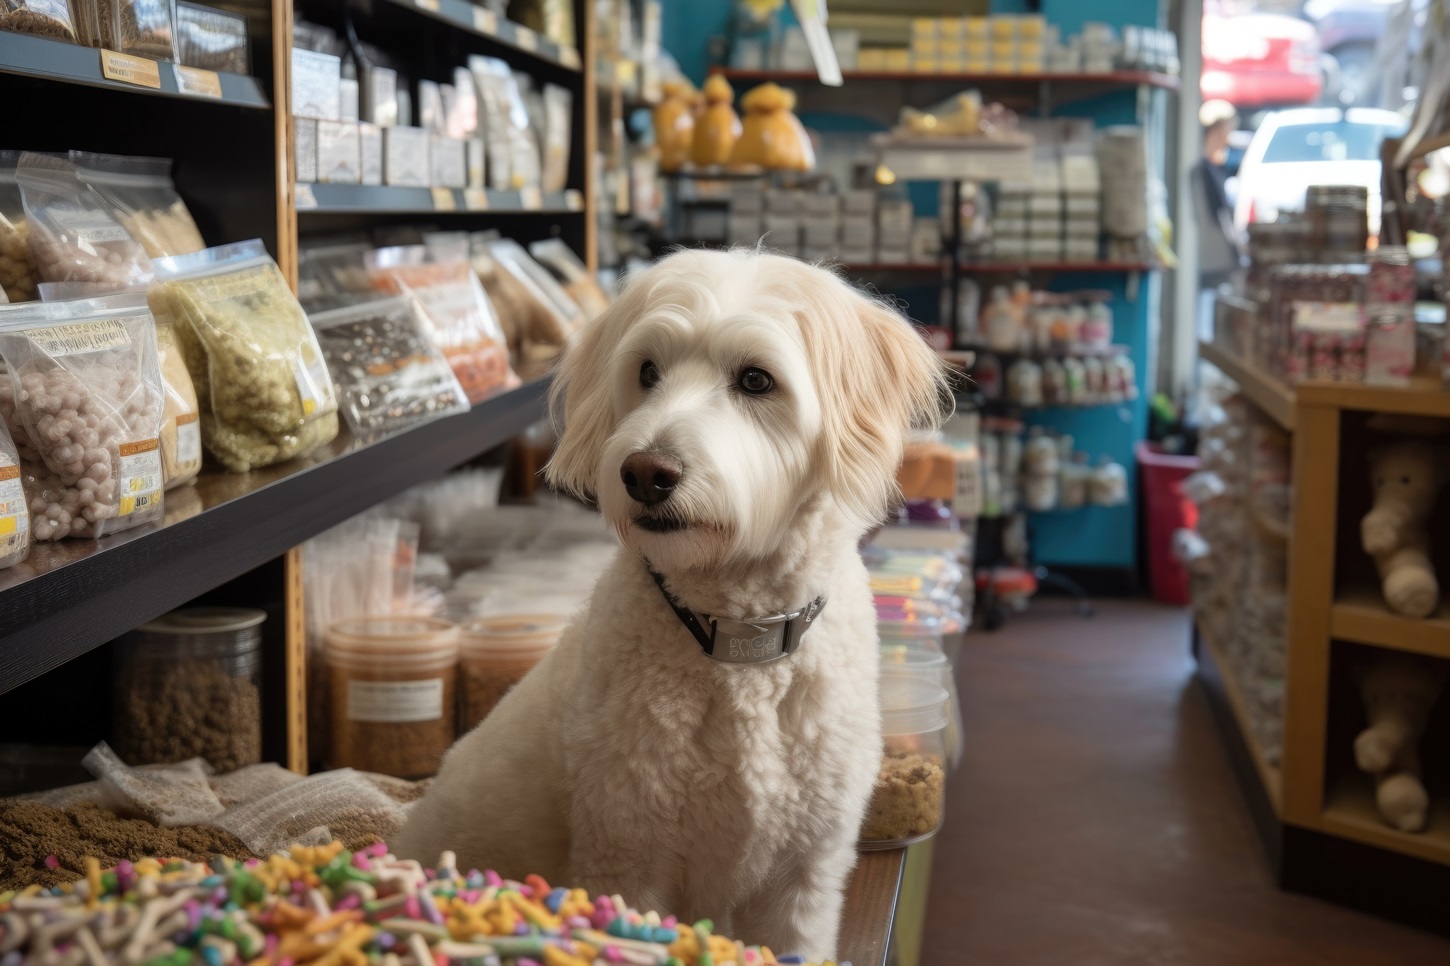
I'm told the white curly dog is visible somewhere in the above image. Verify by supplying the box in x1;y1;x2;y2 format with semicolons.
398;248;949;959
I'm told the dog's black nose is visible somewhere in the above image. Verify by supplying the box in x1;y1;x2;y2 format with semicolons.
621;451;682;505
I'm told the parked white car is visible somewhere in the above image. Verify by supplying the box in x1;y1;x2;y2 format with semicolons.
1230;107;1408;235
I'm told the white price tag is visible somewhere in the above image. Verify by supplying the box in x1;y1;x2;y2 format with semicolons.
514;27;538;51
560;47;581;70
521;187;543;210
472;6;497;33
431;186;458;211
464;188;489;210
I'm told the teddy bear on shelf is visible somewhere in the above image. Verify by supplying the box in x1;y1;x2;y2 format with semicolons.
1362;438;1448;619
1354;653;1445;832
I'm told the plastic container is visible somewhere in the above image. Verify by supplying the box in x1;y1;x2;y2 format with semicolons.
859;675;950;850
174;1;248;74
113;607;264;772
325;616;459;779
879;641;964;770
1137;440;1199;606
459;615;564;730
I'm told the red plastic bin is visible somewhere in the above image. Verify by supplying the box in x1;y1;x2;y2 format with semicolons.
1136;441;1200;606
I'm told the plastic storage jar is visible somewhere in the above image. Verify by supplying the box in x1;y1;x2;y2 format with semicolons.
113;608;265;773
859;674;950;850
326;616;459;779
459;615;564;730
879;641;963;769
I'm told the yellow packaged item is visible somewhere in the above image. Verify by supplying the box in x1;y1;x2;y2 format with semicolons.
883;48;911;71
689;74;740;167
730;83;813;171
989;15;1016;39
964;16;988;38
653;81;695;173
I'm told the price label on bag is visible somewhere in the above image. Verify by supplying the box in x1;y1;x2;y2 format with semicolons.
173;64;222;98
101;50;161;89
431;187;457;211
472;6;497;33
463;188;489;211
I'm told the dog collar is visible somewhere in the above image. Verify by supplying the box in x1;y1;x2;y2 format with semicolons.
649;570;827;665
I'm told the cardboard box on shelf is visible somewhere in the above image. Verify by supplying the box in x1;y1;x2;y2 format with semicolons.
730;182;766;212
383;125;431;187
802;192;840;218
802;216;839;247
910;220;941;262
340;78;359;122
1029;195;1064;217
292;48;342;120
878;198;914;233
766;188;802;214
294;117;317;184
843;189;876;216
1027;237;1063;261
883;48;911;71
316;120;361;184
361;64;398;127
360;123;383;186
432;135;467;189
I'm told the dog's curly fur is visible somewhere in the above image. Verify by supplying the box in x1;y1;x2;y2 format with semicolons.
397;249;950;959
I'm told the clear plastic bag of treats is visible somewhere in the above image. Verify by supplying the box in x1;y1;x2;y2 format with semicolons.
0;416;32;568
310;296;469;442
0;0;79;43
0;292;164;540
173;1;248;74
96;0;175;59
17;152;151;287
149;239;339;472
36;279;200;489
0;152;39;304
71;152;205;259
527;237;607;320
365;245;517;404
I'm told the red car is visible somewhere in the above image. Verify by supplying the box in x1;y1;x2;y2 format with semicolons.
1202;0;1323;109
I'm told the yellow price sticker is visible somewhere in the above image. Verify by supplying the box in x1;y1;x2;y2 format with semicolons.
0;517;15;536
514;27;538;51
101;50;161;89
472;6;497;33
560;47;581;70
173;64;222;98
416;0;440;11
431;187;458;211
464;188;489;211
520;187;543;210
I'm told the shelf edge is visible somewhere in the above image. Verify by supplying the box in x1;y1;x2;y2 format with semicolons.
1198;341;1296;432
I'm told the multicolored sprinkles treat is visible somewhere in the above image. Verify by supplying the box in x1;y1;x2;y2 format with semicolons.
0;841;849;966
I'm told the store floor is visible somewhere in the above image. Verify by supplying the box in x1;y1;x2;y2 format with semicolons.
922;599;1450;965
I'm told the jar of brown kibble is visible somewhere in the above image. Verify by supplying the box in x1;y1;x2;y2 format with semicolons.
459;615;563;731
859;673;949;850
326;616;459;780
114;608;264;774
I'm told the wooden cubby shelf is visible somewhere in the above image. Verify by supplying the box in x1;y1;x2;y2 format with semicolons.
1330;588;1450;660
1297;378;1450;419
1321;772;1450;867
0;32;268;108
380;0;582;73
1198;340;1295;432
0;379;549;695
296;184;585;215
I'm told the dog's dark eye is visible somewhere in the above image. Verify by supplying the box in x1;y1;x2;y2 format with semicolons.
640;360;661;389
738;367;774;395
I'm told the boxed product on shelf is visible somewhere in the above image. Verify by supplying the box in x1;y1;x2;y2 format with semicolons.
359;122;383;185
316;120;361;185
294;117;318;183
360;62;399;127
292;47;342;120
383;125;431;187
174;2;248;74
431;134;467;189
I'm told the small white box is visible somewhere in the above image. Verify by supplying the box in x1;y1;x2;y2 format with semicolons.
994;217;1028;236
360;123;383;185
1029;194;1063;217
878;200;913;233
294;117;317;183
362;65;398;127
802;193;840;218
339;78;360;121
292;48;342;120
419;80;445;135
1027;238;1063;260
730;183;766;212
1065;194;1101;217
767;189;802;214
383;126;431;187
1064;216;1099;239
316;120;360;184
432;135;467;188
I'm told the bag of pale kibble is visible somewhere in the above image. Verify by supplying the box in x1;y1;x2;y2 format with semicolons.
0;292;164;540
17;152;152;288
0;415;32;568
0;152;39;304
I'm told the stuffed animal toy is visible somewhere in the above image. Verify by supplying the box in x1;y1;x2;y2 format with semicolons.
653;81;695;173
1362;439;1447;619
690;74;740;167
1354;653;1446;831
730;83;814;171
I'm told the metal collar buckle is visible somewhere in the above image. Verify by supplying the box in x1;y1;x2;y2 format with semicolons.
649;570;827;664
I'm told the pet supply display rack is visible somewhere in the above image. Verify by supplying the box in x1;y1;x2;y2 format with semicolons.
1195;337;1450;934
0;3;910;959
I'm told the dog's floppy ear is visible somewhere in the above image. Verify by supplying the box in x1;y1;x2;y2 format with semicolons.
801;275;953;527
544;281;642;499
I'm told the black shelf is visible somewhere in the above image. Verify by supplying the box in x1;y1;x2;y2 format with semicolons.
297;183;584;215
0;378;549;694
0;32;268;108
378;0;582;74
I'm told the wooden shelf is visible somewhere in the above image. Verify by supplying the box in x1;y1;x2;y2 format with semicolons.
1321;772;1450;867
297;184;585;215
0;379;549;695
1198;619;1284;815
964;260;1158;274
841;262;943;273
1296;377;1450;420
839;848;906;966
712;66;1181;93
377;0;582;73
0;32;268;108
1198;341;1296;432
1330;587;1450;660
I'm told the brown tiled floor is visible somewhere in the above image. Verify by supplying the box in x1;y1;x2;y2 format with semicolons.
923;599;1450;965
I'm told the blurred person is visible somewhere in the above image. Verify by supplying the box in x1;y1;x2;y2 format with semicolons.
1194;99;1243;338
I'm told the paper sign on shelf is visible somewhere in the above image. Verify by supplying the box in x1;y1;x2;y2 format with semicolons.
101;50;161;89
173;65;222;98
431;187;458;211
472;6;497;33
